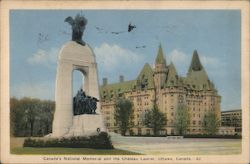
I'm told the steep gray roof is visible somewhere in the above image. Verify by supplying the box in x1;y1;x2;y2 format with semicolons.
99;48;218;100
185;50;215;91
155;44;166;65
188;50;203;72
136;63;154;89
165;62;179;87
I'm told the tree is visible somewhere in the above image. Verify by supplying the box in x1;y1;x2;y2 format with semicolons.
22;98;40;136
144;104;166;136
38;100;55;135
202;111;220;135
10;97;26;136
114;98;133;136
10;97;55;137
174;104;190;135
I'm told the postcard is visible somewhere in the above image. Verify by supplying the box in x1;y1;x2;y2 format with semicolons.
1;0;249;163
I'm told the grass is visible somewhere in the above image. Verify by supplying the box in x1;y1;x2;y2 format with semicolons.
10;137;141;155
10;137;26;149
11;147;141;155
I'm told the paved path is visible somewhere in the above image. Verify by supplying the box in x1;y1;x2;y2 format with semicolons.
110;133;241;155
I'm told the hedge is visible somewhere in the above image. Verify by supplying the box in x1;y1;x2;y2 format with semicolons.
23;132;114;149
183;134;242;139
124;134;241;139
127;134;167;137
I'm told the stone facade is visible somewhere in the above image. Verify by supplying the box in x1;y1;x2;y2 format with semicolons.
221;109;242;135
218;126;235;135
100;45;221;135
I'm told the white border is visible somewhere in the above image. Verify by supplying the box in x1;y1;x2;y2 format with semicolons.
1;1;249;163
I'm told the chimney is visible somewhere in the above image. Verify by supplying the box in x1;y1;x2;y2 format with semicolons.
103;78;108;85
119;75;124;83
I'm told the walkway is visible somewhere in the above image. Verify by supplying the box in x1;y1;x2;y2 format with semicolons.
110;133;241;155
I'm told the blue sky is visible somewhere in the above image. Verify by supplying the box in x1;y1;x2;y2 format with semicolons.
10;10;241;111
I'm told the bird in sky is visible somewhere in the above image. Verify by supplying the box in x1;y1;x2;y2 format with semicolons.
136;45;146;49
95;26;108;33
94;22;137;35
37;32;49;45
111;31;125;35
128;22;136;32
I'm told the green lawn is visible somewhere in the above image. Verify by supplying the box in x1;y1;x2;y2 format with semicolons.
11;147;141;155
10;137;141;155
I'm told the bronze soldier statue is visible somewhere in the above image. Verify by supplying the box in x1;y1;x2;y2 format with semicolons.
73;88;99;115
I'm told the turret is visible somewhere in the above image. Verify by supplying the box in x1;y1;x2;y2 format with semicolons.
188;50;203;72
154;44;167;89
155;44;166;65
186;50;212;90
165;62;178;87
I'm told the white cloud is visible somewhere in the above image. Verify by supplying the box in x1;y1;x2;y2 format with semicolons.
27;48;59;66
168;49;222;67
11;82;54;100
199;54;226;78
168;49;188;64
167;49;224;76
167;49;189;76
200;56;221;66
94;43;145;72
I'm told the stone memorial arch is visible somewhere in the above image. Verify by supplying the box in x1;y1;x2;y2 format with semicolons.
51;41;106;137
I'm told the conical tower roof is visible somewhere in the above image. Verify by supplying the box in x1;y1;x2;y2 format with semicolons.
155;44;166;65
138;63;154;77
136;63;154;89
168;62;177;76
185;50;215;91
165;62;179;87
188;50;203;72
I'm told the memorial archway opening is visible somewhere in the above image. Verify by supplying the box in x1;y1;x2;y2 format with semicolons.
72;69;85;97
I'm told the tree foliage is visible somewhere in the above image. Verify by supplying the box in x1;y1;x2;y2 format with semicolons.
114;98;133;136
144;104;166;135
174;104;190;135
202;111;220;135
10;97;55;137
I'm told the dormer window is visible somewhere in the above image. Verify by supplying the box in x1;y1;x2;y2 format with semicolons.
141;75;148;89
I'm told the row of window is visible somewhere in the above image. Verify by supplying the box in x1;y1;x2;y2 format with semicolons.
106;123;117;127
187;102;215;106
170;113;196;118
136;102;150;106
103;87;216;98
191;120;202;125
106;119;204;127
102;106;215;116
222;113;241;116
162;99;216;106
187;129;202;132
133;90;148;94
